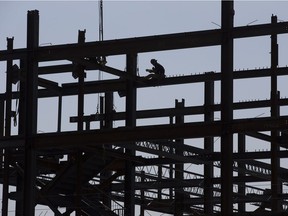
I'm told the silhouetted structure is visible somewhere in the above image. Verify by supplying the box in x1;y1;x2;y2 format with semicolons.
1;1;288;215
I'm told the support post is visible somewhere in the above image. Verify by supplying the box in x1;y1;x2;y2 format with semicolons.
2;37;14;216
220;1;234;215
0;99;3;137
174;99;185;216
23;10;39;216
169;116;174;200
270;14;281;212
17;59;26;215
238;133;246;213
75;29;86;216
57;94;62;132
0;98;4;213
140;171;145;216
101;91;114;208
204;72;214;214
124;53;137;216
77;30;86;132
158;144;163;200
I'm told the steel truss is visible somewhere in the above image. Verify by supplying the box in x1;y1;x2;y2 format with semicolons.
1;1;288;216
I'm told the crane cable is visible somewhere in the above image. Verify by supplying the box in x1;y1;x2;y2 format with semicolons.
96;0;104;114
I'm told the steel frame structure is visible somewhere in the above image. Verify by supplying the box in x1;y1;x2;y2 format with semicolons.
1;1;288;215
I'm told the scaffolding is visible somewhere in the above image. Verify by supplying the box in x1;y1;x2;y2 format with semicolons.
1;1;288;215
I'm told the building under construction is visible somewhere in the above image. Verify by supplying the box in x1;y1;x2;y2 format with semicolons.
1;1;288;215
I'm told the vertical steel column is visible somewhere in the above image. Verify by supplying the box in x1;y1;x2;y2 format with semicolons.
0;99;3;136
238;133;246;212
100;96;104;128
220;1;234;215
174;99;184;216
158;143;163;200
2;37;14;216
75;150;82;216
57;94;62;132
104;92;114;129
0;98;3;214
77;30;85;132
75;30;86;216
169;116;174;200
4;37;13;137
0;97;3;165
17;59;26;216
124;53;137;216
101;92;113;208
204;72;214;214
270;15;281;212
18;59;26;136
140;171;145;216
23;10;39;216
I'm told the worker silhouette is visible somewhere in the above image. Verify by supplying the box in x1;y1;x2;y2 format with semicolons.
145;59;165;80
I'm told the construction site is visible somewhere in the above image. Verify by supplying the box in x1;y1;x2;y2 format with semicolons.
1;0;288;215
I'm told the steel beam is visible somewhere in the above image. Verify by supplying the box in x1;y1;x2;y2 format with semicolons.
270;15;282;211
1;67;288;100
174;99;185;216
101;92;114;208
110;176;268;191
69;98;288;124
220;1;234;214
204;73;214;214
2;37;14;216
238;133;246;213
23;10;39;216
1;20;288;62
124;53;137;216
32;116;288;149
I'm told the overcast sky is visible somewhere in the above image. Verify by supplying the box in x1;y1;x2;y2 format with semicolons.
1;1;288;215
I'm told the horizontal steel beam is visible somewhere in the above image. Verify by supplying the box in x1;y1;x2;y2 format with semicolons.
70;98;288;122
1;21;288;61
1;67;288;100
29;116;288;149
110;175;267;191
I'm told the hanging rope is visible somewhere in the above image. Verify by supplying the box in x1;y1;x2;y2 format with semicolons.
96;0;104;114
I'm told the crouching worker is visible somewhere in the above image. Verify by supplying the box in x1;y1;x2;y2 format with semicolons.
145;59;165;80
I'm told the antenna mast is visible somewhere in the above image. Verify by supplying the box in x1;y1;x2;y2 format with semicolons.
97;0;106;114
99;0;104;42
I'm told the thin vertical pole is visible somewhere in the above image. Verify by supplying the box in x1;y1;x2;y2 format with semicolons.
2;37;14;216
270;14;281;212
57;94;62;132
204;73;214;214
220;1;234;215
169;116;174;200
100;96;104;128
124;53;137;216
23;10;39;216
